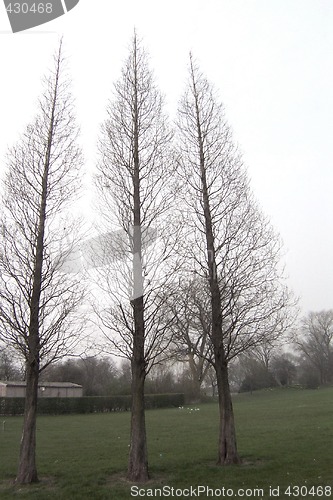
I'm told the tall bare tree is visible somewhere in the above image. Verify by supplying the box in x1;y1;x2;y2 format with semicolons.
95;34;176;482
294;310;333;384
176;56;294;465
0;40;84;484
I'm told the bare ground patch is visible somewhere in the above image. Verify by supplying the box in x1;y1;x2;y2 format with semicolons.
105;470;170;488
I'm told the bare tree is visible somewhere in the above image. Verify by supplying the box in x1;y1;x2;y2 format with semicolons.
246;338;280;371
95;34;176;482
0;40;84;484
176;56;295;465
41;356;117;395
270;352;297;387
294;310;333;385
170;277;213;400
0;347;22;380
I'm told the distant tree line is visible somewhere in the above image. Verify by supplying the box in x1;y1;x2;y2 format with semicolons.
3;307;333;399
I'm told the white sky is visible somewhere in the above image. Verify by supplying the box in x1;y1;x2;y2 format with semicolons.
0;0;332;315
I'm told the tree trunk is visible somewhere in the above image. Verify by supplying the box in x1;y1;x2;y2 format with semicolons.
215;354;241;465
128;295;149;482
188;353;202;401
16;359;39;483
128;368;148;482
15;159;46;484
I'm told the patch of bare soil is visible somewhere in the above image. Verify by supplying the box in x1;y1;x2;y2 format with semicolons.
106;471;169;487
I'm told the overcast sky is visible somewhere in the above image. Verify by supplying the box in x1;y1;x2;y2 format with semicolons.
0;0;332;315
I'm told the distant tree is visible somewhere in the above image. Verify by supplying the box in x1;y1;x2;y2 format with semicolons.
271;353;297;387
42;358;83;386
145;363;177;394
175;55;295;465
296;356;321;389
113;360;132;395
78;356;117;395
170;277;213;400
294;310;333;385
0;347;22;380
238;354;277;393
95;34;176;482
204;365;218;397
0;41;84;484
42;356;117;395
247;339;278;371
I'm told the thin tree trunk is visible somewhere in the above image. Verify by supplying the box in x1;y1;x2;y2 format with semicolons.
128;319;149;481
215;354;241;464
128;244;149;481
16;360;39;483
16;196;45;483
188;353;202;401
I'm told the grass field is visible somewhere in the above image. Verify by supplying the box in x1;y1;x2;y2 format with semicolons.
0;388;332;499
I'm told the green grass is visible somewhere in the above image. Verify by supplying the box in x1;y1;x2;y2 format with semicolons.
0;388;333;499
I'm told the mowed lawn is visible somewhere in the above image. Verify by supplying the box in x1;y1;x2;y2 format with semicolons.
0;388;333;499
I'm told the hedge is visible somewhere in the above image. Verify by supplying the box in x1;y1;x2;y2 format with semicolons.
0;393;184;416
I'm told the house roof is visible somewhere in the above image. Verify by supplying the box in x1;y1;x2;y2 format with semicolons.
0;381;82;388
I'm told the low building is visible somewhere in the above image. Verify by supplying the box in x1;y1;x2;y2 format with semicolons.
0;381;83;398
